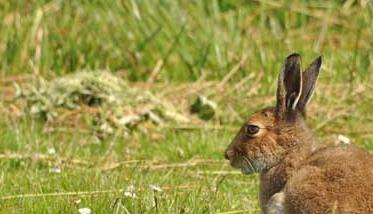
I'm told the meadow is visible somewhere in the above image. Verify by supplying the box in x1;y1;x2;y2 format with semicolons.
0;0;373;213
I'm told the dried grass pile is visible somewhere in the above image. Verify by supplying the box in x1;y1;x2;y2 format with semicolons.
17;71;192;138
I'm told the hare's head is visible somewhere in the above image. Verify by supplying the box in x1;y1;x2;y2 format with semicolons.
224;53;322;174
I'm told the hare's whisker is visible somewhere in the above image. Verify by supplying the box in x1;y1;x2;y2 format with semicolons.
243;156;255;173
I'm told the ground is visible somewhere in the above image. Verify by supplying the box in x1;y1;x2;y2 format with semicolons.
0;1;372;213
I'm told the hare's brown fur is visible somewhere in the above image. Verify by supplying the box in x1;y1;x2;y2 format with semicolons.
224;54;373;213
285;146;373;213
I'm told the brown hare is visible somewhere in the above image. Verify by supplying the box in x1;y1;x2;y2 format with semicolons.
224;53;373;214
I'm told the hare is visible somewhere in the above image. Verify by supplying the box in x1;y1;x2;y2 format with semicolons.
224;53;373;214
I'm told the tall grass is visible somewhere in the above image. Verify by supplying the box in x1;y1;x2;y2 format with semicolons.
0;0;372;82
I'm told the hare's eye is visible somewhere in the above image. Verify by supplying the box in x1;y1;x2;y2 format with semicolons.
245;125;260;136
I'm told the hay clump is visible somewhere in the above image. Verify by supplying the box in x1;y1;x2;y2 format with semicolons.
18;71;190;137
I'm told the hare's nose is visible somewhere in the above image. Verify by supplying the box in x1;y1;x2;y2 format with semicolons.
224;149;235;160
224;151;229;160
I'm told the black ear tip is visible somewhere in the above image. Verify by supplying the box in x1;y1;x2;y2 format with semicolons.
314;55;322;66
287;53;301;60
286;53;301;66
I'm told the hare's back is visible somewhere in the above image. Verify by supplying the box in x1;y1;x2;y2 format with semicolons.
284;146;373;214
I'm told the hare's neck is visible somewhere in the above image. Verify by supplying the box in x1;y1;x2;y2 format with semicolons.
259;141;314;209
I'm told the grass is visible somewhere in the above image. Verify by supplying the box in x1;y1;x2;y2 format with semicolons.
1;0;373;82
1;0;373;213
0;121;261;213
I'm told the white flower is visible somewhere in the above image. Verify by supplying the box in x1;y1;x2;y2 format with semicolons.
124;185;137;198
78;207;91;214
337;134;351;145
124;191;137;198
47;147;56;155
74;199;81;204
149;184;162;192
49;166;61;174
127;184;136;192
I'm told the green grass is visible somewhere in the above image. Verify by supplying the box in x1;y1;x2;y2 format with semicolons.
0;121;260;213
1;0;372;82
1;0;373;213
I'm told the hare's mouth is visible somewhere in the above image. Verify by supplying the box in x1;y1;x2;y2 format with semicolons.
241;156;256;174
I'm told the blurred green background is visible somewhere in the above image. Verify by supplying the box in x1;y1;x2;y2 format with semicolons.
1;0;372;82
0;0;372;213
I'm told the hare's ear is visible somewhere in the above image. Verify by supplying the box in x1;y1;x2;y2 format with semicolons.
297;56;322;113
276;53;302;118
